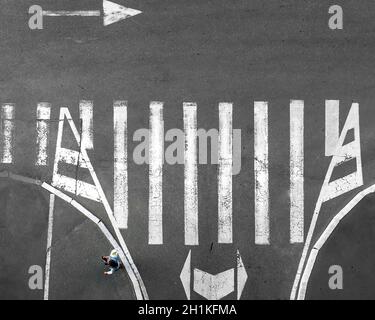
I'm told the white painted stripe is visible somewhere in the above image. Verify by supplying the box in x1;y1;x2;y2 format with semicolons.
254;101;269;245
149;102;164;245
183;103;198;246
44;194;55;300
55;147;88;168
43;11;101;17
79;100;94;150
113;101;128;229
53;173;101;202
218;103;233;244
1;104;14;164
290;100;304;244
42;182;73;203
325;100;340;157
36;103;51;166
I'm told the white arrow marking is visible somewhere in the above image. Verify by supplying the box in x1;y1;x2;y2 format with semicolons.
236;250;247;300
103;0;142;26
42;1;142;26
180;250;191;300
180;251;248;300
194;268;235;300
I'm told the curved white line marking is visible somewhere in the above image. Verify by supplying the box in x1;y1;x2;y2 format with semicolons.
296;183;375;300
0;171;148;300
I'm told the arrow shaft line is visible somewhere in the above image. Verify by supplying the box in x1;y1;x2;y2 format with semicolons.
43;10;101;17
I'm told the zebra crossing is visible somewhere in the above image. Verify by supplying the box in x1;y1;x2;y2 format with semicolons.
1;100;357;247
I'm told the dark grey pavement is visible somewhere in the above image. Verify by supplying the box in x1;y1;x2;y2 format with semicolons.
1;0;375;299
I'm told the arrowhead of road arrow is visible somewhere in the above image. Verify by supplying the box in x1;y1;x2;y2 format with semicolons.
103;0;142;26
180;250;191;300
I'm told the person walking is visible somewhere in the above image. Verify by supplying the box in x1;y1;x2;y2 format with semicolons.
101;249;123;275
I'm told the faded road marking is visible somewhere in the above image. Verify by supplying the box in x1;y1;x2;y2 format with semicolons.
1;104;14;164
218;103;233;244
113;101;128;229
254;101;269;245
184;103;198;246
290;100;304;243
149;102;164;245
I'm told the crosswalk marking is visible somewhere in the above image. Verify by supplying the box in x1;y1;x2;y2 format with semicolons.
254;101;269;245
218;103;233;244
36;103;51;166
325;100;340;157
0;100;338;247
148;102;164;245
113;101;128;229
79;100;94;150
184;103;198;246
290;100;304;244
1;104;15;164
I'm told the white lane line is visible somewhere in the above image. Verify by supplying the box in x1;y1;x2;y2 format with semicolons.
290;100;304;244
1;104;15;164
254;101;269;245
325;100;340;157
296;184;375;299
218;103;233;244
44;194;55;300
113;101;128;229
149;102;164;245
36;103;51;166
184;103;198;246
79;100;94;150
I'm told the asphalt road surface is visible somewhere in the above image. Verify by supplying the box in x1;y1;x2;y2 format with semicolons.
2;0;375;300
